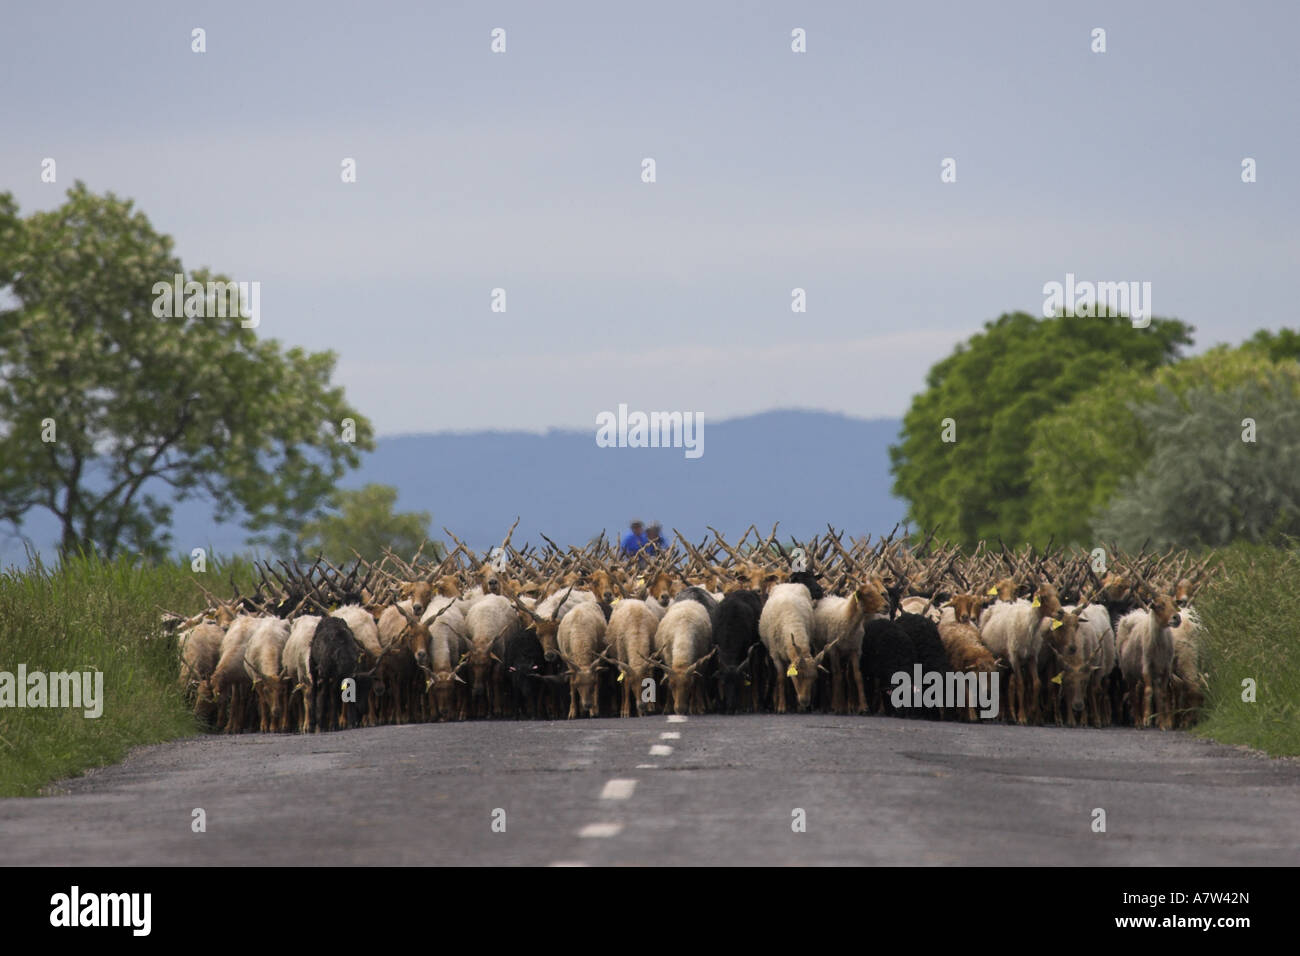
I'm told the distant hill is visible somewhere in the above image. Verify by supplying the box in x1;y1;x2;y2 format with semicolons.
0;410;907;564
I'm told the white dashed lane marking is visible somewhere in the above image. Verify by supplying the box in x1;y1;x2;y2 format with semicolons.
667;715;687;723
600;779;637;800
649;744;673;756
636;764;658;769
660;732;680;740
578;823;623;838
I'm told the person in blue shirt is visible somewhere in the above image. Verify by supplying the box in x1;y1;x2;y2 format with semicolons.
620;519;647;559
644;522;666;556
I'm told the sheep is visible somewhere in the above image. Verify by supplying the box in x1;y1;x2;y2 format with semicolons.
330;604;382;724
423;602;469;721
758;582;827;713
464;594;520;718
211;614;262;734
373;602;424;724
556;600;609;718
813;579;889;714
1055;602;1116;727
655;599;714;716
641;571;677;621
1040;609;1101;728
605;598;662;716
1169;606;1204;728
242;617;291;733
712;590;767;714
283;615;320;733
1116;589;1182;730
177;620;223;702
503;628;548;718
899;595;942;622
860;618;917;716
895;612;952;720
978;584;1060;725
937;595;1001;720
309;616;364;732
978;577;1021;628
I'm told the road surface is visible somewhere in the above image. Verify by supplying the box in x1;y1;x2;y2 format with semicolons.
2;715;1298;865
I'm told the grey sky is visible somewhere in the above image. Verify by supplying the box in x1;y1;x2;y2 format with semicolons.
5;1;1296;435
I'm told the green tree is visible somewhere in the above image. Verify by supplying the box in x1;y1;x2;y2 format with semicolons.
1093;375;1300;548
888;311;1192;548
0;183;374;559
296;484;438;566
1026;344;1300;546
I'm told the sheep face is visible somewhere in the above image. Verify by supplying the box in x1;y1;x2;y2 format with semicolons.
400;581;433;616
647;572;675;606
1151;594;1181;630
948;593;984;624
1048;614;1099;725
585;569;615;604
787;653;819;712
526;618;562;661
570;665;601;717
426;670;463;720
854;579;889;617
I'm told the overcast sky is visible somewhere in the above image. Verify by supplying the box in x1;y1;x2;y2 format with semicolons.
5;1;1296;435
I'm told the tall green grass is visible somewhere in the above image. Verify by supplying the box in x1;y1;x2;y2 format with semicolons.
0;553;255;797
1194;543;1300;756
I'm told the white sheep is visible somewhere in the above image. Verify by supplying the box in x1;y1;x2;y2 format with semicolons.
605;598;661;716
464;594;520;717
758;582;822;713
557;600;610;718
814;580;889;714
242;617;290;732
1116;590;1182;729
282;615;320;733
655;599;713;715
979;583;1060;725
211;614;262;734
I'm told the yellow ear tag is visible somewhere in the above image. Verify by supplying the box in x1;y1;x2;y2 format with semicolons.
1032;596;1041;608
786;664;798;677
635;577;646;588
744;679;752;686
611;597;622;606
1051;672;1063;685
986;587;998;596
617;672;625;683
1051;619;1063;630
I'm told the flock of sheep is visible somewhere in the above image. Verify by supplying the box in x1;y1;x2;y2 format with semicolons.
168;524;1214;733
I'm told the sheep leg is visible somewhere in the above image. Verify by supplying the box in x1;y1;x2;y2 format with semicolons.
850;657;869;715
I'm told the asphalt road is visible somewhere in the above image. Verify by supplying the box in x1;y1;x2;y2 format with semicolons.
2;715;1298;865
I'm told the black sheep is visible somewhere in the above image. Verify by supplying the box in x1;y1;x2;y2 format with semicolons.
713;590;765;713
787;570;825;600
310;616;367;732
894;612;950;720
503;629;546;719
861;618;918;717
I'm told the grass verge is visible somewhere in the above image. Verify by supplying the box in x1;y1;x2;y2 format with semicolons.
0;553;252;797
1194;543;1300;756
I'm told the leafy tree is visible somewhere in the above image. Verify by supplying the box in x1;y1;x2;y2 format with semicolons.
0;183;374;559
1245;327;1300;363
1025;345;1296;546
1093;375;1300;548
296;484;438;566
888;311;1192;548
